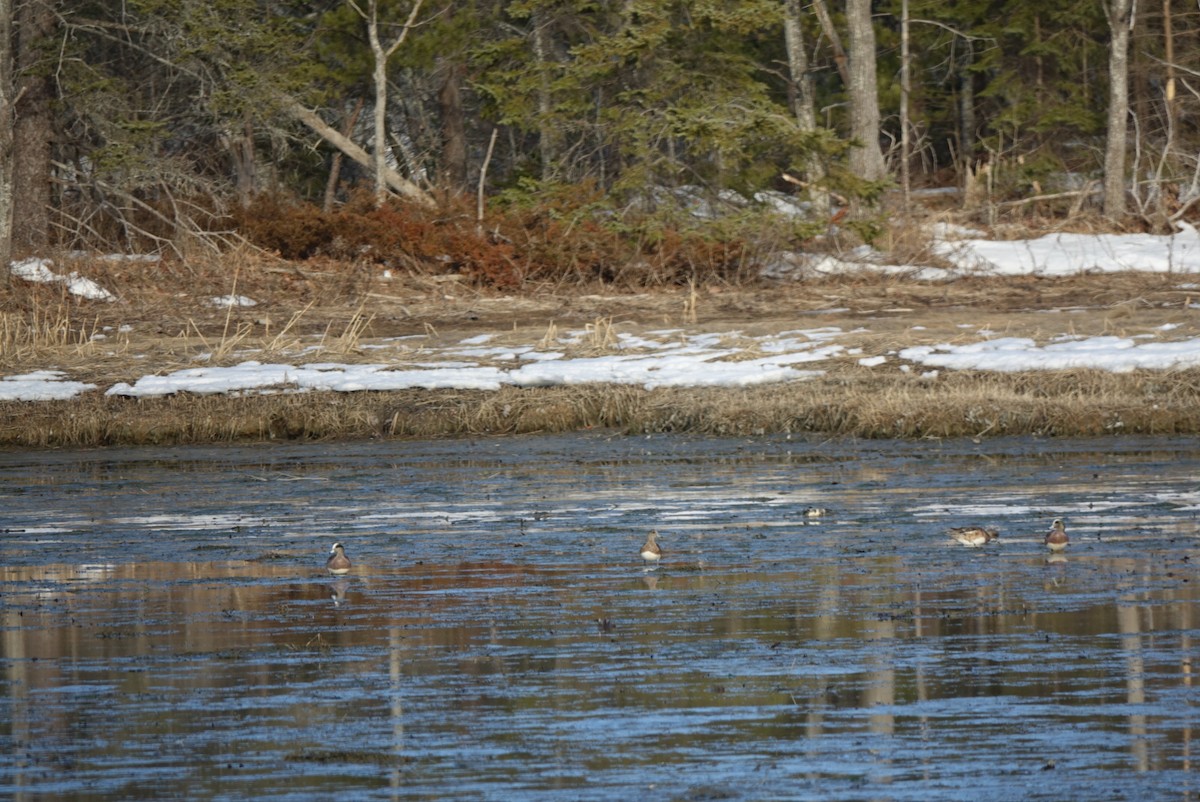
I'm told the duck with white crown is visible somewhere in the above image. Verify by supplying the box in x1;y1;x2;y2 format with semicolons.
326;542;352;574
1044;519;1069;552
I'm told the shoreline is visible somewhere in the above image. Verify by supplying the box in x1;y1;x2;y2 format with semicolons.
7;268;1200;449
4;369;1199;448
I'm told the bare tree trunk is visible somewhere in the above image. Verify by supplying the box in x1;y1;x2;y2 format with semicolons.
324;99;364;211
898;0;910;206
811;0;850;88
232;112;256;208
437;59;468;192
783;0;829;218
1162;0;1175;154
370;28;388;202
350;0;424;205
530;9;555;181
959;44;975;176
367;0;389;205
846;0;886;182
283;95;433;207
477;126;498;235
1103;0;1132;219
0;0;14;277
12;0;55;253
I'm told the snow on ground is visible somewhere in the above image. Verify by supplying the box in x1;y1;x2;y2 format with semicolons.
210;295;258;308
900;335;1200;372
760;221;1200;280
10;257;116;302
98;330;840;399
931;222;1200;276
7;226;1200;401
1;371;98;401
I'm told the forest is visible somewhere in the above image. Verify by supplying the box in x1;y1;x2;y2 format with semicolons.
0;0;1193;288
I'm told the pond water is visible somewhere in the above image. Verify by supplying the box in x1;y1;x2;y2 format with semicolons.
1;434;1198;801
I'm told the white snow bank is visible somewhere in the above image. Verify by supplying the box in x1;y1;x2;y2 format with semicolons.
930;222;1200;276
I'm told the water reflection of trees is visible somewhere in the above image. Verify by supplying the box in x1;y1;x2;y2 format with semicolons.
3;553;1197;793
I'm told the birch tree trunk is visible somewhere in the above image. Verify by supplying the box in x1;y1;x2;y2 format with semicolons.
350;0;424;205
1103;0;1132;219
369;15;389;204
846;0;886;182
783;0;829;218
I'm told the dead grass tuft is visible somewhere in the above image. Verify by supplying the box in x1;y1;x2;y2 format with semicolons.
0;301;116;367
581;316;618;352
537;321;559;349
319;305;374;355
1;307;75;356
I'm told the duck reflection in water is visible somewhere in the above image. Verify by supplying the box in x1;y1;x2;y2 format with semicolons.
328;578;351;606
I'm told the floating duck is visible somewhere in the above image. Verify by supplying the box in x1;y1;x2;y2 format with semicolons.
1044;519;1069;552
640;530;662;565
948;526;999;547
326;542;352;574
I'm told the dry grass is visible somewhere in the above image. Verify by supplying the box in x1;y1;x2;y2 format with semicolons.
320;304;374;355
0;302;106;359
5;247;1200;447
3;368;1199;448
582;316;618;352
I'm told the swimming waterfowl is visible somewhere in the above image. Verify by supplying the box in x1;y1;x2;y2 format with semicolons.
948;526;999;547
326;542;352;574
803;507;830;518
640;530;662;564
1044;519;1069;552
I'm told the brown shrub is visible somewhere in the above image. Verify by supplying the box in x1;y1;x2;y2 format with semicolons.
234;189;764;290
235;194;333;259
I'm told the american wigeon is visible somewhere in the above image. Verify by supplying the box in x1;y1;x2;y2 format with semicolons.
326;542;352;574
948;526;999;547
1044;519;1069;552
640;530;662;564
